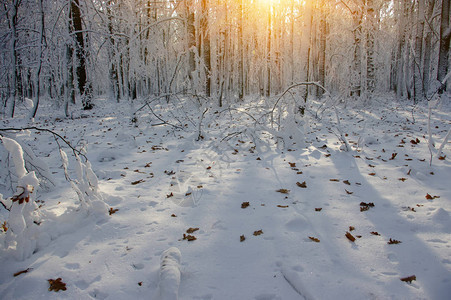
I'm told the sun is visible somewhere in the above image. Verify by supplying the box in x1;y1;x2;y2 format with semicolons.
256;0;277;7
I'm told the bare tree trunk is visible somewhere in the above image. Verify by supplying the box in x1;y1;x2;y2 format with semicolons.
318;3;327;98
413;0;425;102
422;0;435;96
437;0;450;93
266;8;271;97
201;0;211;97
351;10;363;98
300;0;312;101
238;0;244;100
366;0;376;95
186;0;196;92
70;0;92;110
396;0;408;99
31;0;45;119
7;0;20;118
107;0;119;102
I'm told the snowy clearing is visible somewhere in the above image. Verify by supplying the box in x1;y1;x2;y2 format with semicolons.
1;95;450;300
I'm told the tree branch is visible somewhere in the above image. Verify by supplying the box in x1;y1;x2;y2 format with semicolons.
0;127;87;161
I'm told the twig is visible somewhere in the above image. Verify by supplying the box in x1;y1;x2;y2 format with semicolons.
270;82;329;126
196;108;208;141
0;127;87;161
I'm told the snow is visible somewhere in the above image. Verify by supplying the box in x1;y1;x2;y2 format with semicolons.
0;95;450;299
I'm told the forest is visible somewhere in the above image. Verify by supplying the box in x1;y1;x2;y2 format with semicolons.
0;1;450;299
0;0;449;114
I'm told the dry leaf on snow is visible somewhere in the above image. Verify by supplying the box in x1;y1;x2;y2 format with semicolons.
131;179;145;185
388;238;401;244
186;228;199;234
48;278;67;292
296;181;307;188
345;231;356;242
400;275;416;283
183;234;197;241
253;230;263;236
276;189;290;194
425;193;440;200
309;236;320;243
109;208;119;215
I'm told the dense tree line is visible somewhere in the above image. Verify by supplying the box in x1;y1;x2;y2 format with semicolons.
0;0;449;118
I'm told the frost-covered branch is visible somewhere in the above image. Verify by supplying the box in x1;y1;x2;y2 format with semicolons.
0;127;87;161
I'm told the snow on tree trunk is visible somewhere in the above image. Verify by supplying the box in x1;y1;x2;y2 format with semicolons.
413;0;426;103
366;0;376;96
422;0;436;96
437;0;450;93
318;3;327;98
351;12;362;98
299;1;312;102
158;247;182;300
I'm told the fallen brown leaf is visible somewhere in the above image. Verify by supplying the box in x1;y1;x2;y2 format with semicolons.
296;181;307;188
131;179;145;185
277;205;289;208
240;235;246;242
315;208;322;212
276;189;290;194
186;228;199;234
425;193;440;200
253;229;263;236
183;234;196;241
345;231;356;242
309;236;320;243
388;238;401;244
241;202;250;209
109;208;119;215
400;275;416;283
48;278;67;292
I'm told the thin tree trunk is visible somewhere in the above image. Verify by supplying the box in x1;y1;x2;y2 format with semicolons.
7;0;20;118
266;8;271;97
422;0;435;96
202;0;211;97
437;0;450;93
366;0;376;95
413;0;425;102
238;0;244;100
318;3;327;98
31;0;45;119
186;0;196;92
300;0;312;101
70;0;92;109
107;0;119;102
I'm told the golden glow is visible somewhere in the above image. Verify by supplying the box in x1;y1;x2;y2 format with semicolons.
255;0;277;7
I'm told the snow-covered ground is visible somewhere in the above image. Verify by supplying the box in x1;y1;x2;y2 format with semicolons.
1;94;450;299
